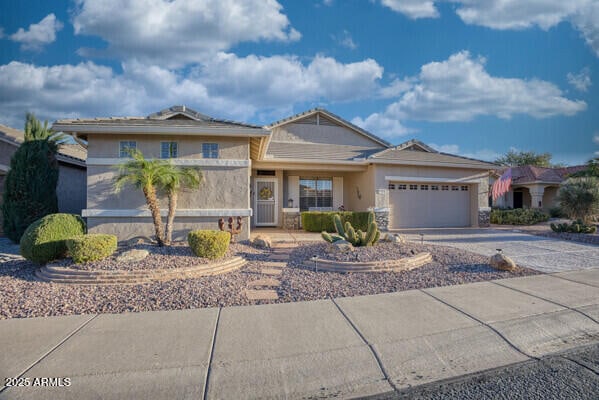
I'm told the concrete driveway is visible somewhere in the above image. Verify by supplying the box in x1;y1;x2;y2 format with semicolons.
397;228;599;273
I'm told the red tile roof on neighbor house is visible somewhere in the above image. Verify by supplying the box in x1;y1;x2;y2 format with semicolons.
506;165;587;185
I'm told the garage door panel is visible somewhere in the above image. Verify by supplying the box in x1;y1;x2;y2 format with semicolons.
390;184;470;228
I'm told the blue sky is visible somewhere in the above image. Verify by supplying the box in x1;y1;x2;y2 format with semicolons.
0;0;598;165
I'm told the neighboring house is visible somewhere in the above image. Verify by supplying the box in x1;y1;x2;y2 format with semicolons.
493;165;586;212
53;106;497;241
0;124;87;234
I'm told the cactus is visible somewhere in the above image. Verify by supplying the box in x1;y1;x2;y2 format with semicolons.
549;220;596;234
322;210;381;246
333;214;345;236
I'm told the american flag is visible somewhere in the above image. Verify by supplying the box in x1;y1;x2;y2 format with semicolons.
492;168;512;201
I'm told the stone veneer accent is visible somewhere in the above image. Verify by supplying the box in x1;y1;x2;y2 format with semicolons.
478;207;491;227
283;210;301;230
373;208;390;231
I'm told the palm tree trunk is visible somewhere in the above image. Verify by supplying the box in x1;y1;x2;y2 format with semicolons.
165;190;177;245
143;184;165;246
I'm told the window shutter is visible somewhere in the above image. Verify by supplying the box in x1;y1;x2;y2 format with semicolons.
287;176;299;208
333;177;343;210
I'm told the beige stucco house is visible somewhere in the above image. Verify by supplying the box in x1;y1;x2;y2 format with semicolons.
492;165;585;212
53;106;497;241
0;125;87;234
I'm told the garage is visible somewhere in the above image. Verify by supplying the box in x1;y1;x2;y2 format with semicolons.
389;182;471;228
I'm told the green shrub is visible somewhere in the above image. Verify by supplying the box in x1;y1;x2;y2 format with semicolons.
2;140;59;243
301;211;371;232
550;220;597;234
187;230;230;259
66;234;117;263
490;208;549;225
20;213;86;264
548;206;566;218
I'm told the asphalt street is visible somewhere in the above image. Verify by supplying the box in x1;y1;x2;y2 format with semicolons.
371;343;599;400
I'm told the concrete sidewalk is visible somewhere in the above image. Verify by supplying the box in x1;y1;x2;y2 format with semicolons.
1;269;599;399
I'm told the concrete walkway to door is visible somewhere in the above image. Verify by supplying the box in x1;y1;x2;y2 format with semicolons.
396;228;599;273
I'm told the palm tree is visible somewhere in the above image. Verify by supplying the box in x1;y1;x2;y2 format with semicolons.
557;177;599;223
161;165;203;245
114;150;169;246
24;112;69;143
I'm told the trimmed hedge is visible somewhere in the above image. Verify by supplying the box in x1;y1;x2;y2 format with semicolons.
301;211;372;232
66;234;117;263
490;208;549;225
20;213;86;264
187;230;230;259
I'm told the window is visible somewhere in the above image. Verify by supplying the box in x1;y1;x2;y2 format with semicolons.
409;184;418;190
398;184;407;190
431;185;439;191
202;143;219;159
451;186;459;191
160;142;178;159
441;185;449;191
257;170;276;176
461;185;469;191
388;183;395;190
299;178;332;211
420;184;429;190
119;141;136;158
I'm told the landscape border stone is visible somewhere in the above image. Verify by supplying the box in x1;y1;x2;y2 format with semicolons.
306;252;433;273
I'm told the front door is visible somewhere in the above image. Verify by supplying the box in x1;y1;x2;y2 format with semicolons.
513;191;523;209
255;178;278;226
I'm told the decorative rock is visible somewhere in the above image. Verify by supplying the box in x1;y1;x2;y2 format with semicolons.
252;234;272;249
124;236;153;247
489;253;517;271
326;240;354;253
116;249;150;263
383;233;406;244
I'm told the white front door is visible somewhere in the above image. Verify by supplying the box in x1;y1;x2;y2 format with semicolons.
255;178;278;226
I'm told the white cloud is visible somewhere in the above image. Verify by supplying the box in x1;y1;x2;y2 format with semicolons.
381;1;599;57
378;78;412;98
332;30;357;50
351;113;410;139
594;133;599;145
380;0;439;19
72;0;301;67
567;67;592;91
9;14;63;50
0;54;384;128
429;143;460;154
382;51;586;122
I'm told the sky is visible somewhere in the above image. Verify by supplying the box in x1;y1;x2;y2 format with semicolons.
0;0;598;165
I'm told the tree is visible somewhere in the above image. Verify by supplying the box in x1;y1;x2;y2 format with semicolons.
495;150;556;167
1;140;59;242
161;165;202;245
24;112;68;143
113;150;169;246
557;177;599;223
569;157;599;178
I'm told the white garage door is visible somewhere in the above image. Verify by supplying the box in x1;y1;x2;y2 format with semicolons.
390;183;471;228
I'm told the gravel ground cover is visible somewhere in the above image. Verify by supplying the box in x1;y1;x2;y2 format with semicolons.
0;241;540;319
52;243;260;271
308;242;415;262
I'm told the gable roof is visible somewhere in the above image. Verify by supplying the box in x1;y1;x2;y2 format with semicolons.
369;139;498;169
508;165;587;185
268;108;392;148
0;124;87;167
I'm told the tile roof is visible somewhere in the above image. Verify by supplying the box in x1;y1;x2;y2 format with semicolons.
368;139;498;169
0;124;87;165
54;105;264;130
265;141;383;161
508;165;587;184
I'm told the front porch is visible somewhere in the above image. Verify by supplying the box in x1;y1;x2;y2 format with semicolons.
495;184;559;212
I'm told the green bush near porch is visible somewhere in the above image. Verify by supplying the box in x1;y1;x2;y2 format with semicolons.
187;230;230;259
490;208;549;225
301;211;371;232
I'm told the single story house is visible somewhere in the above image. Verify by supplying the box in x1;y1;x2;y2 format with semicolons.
52;106;497;241
492;165;586;212
0;124;87;234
